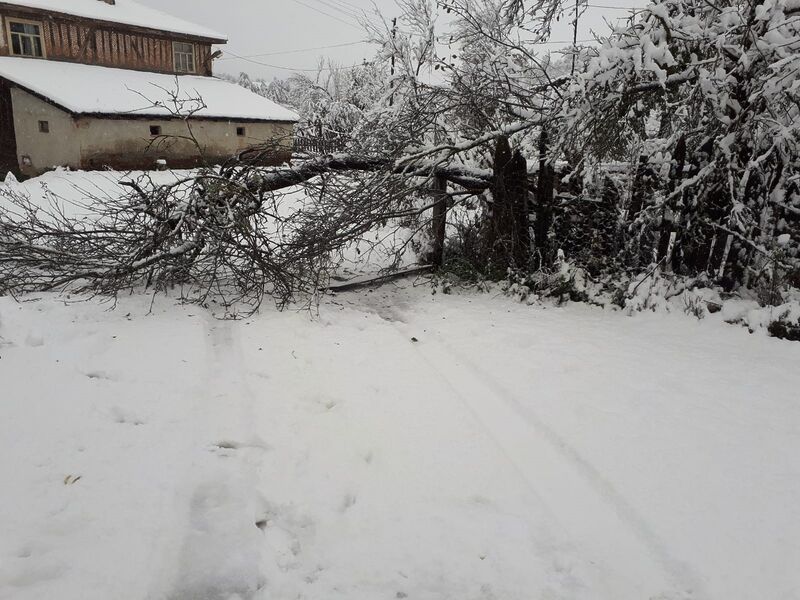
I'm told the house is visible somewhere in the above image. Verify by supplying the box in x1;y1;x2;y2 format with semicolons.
0;0;299;178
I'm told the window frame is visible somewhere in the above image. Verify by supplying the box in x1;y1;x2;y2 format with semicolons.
172;41;196;74
236;126;246;137
38;120;49;133
149;125;162;137
6;17;46;58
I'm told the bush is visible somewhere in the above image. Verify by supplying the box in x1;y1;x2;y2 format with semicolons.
768;319;800;341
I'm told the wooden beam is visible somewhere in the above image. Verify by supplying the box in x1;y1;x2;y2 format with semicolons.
324;265;434;292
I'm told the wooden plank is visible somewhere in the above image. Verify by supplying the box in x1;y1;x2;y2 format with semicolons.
77;26;95;60
0;8;214;74
324;265;434;292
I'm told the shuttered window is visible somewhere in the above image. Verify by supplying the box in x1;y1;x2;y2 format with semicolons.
173;42;195;73
9;20;44;58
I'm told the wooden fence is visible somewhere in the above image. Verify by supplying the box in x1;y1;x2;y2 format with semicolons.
293;136;348;155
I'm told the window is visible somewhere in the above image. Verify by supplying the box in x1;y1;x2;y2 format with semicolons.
149;125;162;136
8;20;44;58
38;120;49;133
236;126;246;137
173;42;195;73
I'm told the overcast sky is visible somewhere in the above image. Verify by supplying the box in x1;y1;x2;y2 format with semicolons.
138;0;644;81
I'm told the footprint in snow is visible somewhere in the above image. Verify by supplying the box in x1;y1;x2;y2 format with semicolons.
25;333;45;347
109;406;145;426
340;493;357;512
210;438;272;454
83;370;115;381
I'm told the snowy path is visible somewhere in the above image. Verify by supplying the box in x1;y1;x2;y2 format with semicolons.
158;315;266;600
396;324;701;598
1;287;799;600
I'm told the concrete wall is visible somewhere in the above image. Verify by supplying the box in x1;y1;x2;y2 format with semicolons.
10;88;295;176
11;88;81;176
75;117;294;170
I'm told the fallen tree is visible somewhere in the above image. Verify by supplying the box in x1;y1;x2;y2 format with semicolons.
0;151;495;310
232;152;494;192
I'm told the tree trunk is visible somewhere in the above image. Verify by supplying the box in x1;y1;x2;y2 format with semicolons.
429;175;448;268
657;135;686;271
487;136;530;273
509;149;530;267
534;127;554;269
628;153;650;219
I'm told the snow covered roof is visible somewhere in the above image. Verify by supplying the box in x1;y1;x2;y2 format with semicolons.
0;0;227;41
0;57;300;122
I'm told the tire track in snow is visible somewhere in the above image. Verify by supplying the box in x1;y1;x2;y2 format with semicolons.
392;320;706;600
160;314;267;600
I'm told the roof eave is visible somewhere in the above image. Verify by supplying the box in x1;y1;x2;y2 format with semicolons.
1;75;299;124
76;112;298;124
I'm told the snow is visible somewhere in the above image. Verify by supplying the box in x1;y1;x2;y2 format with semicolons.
0;58;300;122
2;170;800;600
2;0;226;41
1;285;799;600
0;167;198;220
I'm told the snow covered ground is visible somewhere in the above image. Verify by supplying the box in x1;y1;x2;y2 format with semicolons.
2;282;799;600
1;170;799;599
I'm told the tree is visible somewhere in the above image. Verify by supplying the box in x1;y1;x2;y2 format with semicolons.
563;0;800;284
3;0;799;310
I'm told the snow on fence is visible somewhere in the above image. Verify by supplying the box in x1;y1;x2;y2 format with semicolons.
293;136;348;155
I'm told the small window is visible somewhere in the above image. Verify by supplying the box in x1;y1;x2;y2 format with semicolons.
8;20;44;58
173;42;195;73
38;120;49;133
149;125;162;136
236;126;246;137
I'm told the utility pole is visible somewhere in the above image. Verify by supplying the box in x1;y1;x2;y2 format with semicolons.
389;17;397;107
571;0;580;75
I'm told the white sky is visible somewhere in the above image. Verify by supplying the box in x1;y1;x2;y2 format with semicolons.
137;0;645;81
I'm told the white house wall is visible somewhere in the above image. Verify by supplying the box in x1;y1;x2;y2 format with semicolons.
75;118;294;171
11;87;82;176
10;87;295;176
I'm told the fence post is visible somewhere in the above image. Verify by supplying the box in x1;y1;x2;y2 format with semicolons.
657;135;687;272
534;127;554;269
430;175;448;268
